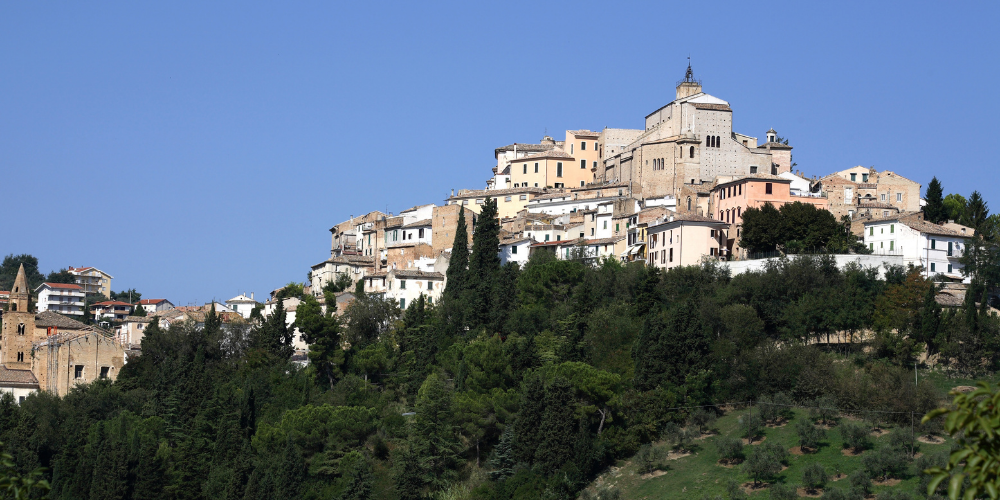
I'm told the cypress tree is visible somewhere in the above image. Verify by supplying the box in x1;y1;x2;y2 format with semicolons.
468;197;501;331
512;374;545;464
962;191;990;236
444;208;469;301
920;282;942;349
535;377;577;474
923;177;945;223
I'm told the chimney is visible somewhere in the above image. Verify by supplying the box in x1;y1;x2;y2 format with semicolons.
251;292;254;300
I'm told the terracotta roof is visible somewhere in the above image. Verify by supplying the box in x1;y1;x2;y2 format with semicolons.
138;299;168;305
692;103;732;112
510;149;575;162
449;187;544;199
35;311;110;335
759;141;792;150
391;270;444;280
123;315;152;323
39;283;83;290
402;219;432;228
495;143;557;155
384;216;404;228
93;301;132;307
0;366;39;388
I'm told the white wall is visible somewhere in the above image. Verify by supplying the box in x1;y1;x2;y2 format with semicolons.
723;254;905;278
0;387;36;404
863;222;967;280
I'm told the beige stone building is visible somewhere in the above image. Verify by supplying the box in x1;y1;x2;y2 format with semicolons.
646;214;729;269
446;187;544;219
68;266;113;297
817;167;921;220
595;64;790;202
0;265;124;399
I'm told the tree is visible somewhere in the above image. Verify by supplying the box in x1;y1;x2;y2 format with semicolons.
0;441;50;500
512;375;544;464
742;442;782;486
275;282;305;300
795;418;825;451
840;421;871;453
689;407;717;434
923;177;945;223
444;208;469;302
342;292;399;349
412;372;462;491
740;203;783;253
487;427;516;482
294;294;343;389
923;382;1000;499
324;273;354;294
961;191;990;236
45;268;76;285
802;463;827;493
714;436;744;464
134;303;147;317
338;454;373;500
252;297;293;358
779;201;840;251
740;411;764;444
943;193;967;223
535;377;577;474
0;255;45;292
467;197;501;332
768;483;797;500
110;289;142;304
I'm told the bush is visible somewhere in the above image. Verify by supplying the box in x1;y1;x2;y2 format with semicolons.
875;490;911;500
809;395;838;424
742;444;782;486
840;421;871;452
759;393;794;424
861;446;908;481
714;436;744;463
662;424;698;452
768;483;797;500
740;412;764;443
689;407;717;434
795;418;826;451
726;479;748;500
915;451;948;497
802;463;827;492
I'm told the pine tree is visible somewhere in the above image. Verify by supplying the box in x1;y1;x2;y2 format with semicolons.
413;372;461;490
963;191;991;236
467;197;501;331
920;282;942;350
134;303;147;317
392;444;424;500
923;177;945;223
295;294;343;389
338;455;373;500
487;426;516;481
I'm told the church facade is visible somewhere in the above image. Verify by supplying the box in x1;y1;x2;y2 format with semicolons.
596;65;792;203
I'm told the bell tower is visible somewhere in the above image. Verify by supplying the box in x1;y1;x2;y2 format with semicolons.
675;60;703;99
2;264;37;370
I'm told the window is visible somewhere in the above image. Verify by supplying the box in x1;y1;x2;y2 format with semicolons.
669;248;674;263
851;173;857;181
890;224;894;234
427;297;432;305
418;228;424;238
603;221;607;229
870;242;874;251
862;173;869;182
570;144;574;153
557;162;563;177
890;240;895;251
557;235;561;241
399;298;405;309
511;245;517;254
689;146;695;158
930;263;936;272
765;183;773;194
17;352;23;362
616;223;619;232
505;196;512;202
897;193;902;202
476;199;484;205
400;280;406;289
523;165;527;174
750;166;758;174
581;141;586;151
738;185;742;195
545;234;550;242
554;183;564;188
580;181;585;187
881;193;886;202
17;323;25;335
75;365;84;379
948;264;953;273
581;159;586;169
519;194;527;200
100;367;110;379
427;281;433;291
930;238;936;249
534;183;538;187
534;163;539;173
462;200;468;205
948;241;953;256
710;248;716;256
845;187;853;200
593;161;597;169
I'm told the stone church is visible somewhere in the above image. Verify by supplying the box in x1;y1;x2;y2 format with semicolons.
596;64;792;202
0;264;125;400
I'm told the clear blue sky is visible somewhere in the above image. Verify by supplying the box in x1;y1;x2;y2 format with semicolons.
2;1;997;305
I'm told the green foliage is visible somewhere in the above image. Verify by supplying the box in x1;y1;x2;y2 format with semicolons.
714;436;744;463
943;193;967;222
923;382;1000;499
795;418;826;451
802;462;827;491
324;273;355;294
689;407;717;434
634;443;661;475
742;441;783;486
848;469;873;496
0;254;46;292
467;197;502;332
861;445;909;481
739;411;764;444
0;441;50;500
276;282;306;300
840;421;871;453
342;291;399;349
295;294;344;388
739;202;850;254
110;288;142;304
44;268;76;285
768;482;797;500
923;177;945;223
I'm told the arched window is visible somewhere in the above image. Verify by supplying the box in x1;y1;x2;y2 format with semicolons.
17;323;25;335
11;303;16;312
687;197;692;211
690;146;695;158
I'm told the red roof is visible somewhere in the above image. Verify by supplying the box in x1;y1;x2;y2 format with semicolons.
43;283;83;290
0;291;9;296
139;299;166;305
93;301;133;307
69;266;94;272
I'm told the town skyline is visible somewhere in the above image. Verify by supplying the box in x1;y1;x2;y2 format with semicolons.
2;1;997;304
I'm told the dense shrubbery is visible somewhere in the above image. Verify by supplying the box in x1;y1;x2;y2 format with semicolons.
1;197;998;499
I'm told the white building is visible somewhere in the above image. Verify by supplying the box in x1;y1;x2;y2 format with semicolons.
863;215;971;281
526;193;622;216
34;283;86;316
136;298;174;314
0;366;38;404
499;236;533;266
226;293;258;319
363;269;445;309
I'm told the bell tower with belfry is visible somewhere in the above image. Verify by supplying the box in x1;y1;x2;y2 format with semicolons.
1;264;38;370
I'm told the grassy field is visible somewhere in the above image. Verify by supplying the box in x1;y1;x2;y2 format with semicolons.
588;407;954;499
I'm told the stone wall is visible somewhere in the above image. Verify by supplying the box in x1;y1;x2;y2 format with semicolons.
31;330;125;397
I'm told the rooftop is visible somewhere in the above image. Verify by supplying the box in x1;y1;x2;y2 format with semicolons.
0;365;39;388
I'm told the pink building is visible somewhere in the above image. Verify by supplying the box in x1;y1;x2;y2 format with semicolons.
710;175;829;257
647;214;729;269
